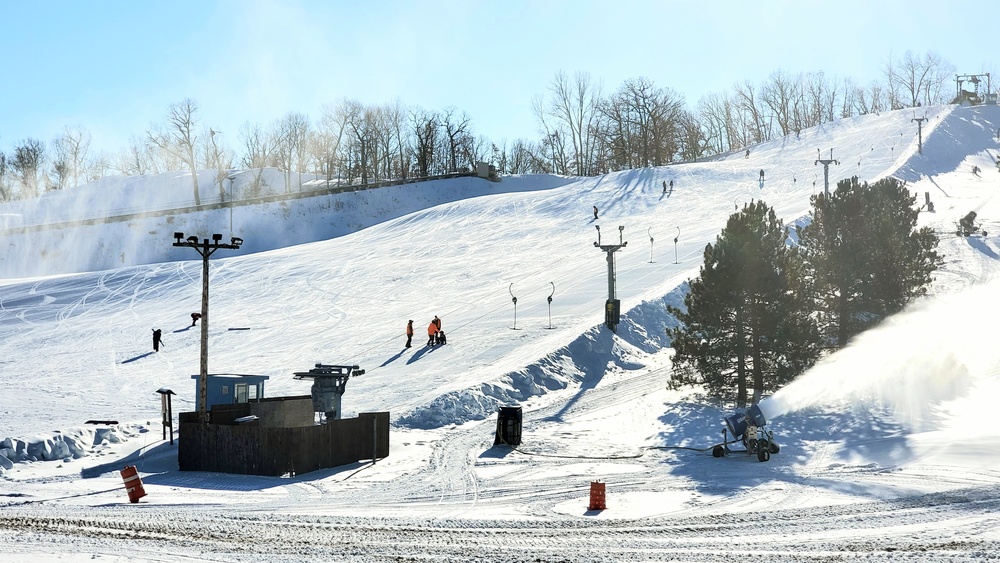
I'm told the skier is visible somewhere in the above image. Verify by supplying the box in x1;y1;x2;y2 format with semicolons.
669;179;673;193
405;320;414;348
759;169;765;182
745;149;750;159
437;330;447;345
593;205;599;220
662;180;667;194
152;329;163;352
190;312;202;327
427;320;438;346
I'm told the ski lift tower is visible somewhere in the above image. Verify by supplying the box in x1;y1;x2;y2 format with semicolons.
594;225;627;333
293;363;366;422
955;73;992;105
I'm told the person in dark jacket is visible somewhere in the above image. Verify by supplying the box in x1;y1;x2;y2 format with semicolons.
593;205;599;220
152;329;163;352
405;320;414;348
190;312;202;327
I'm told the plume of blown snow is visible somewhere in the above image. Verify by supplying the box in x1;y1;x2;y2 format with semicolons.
759;282;1000;431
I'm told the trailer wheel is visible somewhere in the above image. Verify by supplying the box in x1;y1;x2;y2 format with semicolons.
712;445;725;458
757;448;770;462
769;441;780;454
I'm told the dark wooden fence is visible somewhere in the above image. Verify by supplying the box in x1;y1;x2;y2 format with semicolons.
178;410;389;476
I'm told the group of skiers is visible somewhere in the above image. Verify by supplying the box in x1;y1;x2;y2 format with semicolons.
405;316;446;348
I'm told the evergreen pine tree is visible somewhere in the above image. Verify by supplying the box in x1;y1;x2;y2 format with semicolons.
668;201;820;406
797;176;940;347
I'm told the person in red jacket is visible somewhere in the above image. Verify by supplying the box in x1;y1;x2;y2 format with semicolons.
405;320;414;348
427;319;438;346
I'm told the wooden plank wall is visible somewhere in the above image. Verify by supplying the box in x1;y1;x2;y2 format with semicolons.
178;411;390;476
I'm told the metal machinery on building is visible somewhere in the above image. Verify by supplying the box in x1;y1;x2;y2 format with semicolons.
293;363;365;422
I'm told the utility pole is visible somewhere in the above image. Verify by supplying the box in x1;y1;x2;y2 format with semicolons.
814;149;840;197
911;116;927;154
594;225;627;333
172;232;243;423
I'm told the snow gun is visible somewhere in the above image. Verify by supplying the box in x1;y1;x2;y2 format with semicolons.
712;403;780;462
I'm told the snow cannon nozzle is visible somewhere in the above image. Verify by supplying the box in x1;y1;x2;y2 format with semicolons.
724;404;766;438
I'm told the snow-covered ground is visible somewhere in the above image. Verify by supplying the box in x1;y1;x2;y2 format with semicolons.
2;105;1000;561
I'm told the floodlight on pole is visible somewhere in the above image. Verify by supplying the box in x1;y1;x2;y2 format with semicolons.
171;231;243;423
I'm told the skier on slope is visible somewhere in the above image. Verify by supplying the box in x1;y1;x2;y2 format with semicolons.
152;329;164;352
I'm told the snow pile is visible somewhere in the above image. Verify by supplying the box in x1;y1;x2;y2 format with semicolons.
0;424;146;474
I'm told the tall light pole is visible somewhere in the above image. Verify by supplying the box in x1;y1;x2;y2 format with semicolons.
172;231;243;423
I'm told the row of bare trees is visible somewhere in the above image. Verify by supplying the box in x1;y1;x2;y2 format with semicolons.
0;50;968;202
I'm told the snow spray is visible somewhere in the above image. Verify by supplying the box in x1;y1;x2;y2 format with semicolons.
757;282;1000;431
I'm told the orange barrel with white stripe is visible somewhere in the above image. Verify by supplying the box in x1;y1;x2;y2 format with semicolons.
120;465;147;503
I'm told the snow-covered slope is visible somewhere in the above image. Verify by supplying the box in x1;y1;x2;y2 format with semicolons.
2;104;1000;561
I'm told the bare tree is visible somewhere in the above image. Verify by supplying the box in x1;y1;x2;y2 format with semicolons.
441;107;472;172
238;121;276;198
762;70;798;136
697;92;736;154
272;112;310;192
51;126;91;188
546;71;601;175
201;128;233;200
0;152;12;201
11;138;46;198
410;107;438;178
88;151;111;181
531;94;569;174
596;77;684;169
733;80;768;144
113;136;154;176
148;99;202;205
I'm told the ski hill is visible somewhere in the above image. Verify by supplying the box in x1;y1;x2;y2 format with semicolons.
2;104;1000;561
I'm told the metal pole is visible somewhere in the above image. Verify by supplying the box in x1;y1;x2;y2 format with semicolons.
161;394;168;441
199;242;210;423
171;232;242;425
167;394;174;445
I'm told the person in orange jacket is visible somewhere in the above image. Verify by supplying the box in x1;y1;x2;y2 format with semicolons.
405;320;414;348
427;319;438;346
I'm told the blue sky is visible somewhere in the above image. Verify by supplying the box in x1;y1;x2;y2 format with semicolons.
0;0;994;156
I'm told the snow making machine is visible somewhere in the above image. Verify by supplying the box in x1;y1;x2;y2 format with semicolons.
957;211;987;237
712;404;780;462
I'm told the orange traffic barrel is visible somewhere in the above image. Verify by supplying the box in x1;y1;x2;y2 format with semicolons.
588;480;606;511
120;465;147;503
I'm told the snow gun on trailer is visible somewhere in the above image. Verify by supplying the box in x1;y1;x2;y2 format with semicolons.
956;211;987;237
712;404;780;462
